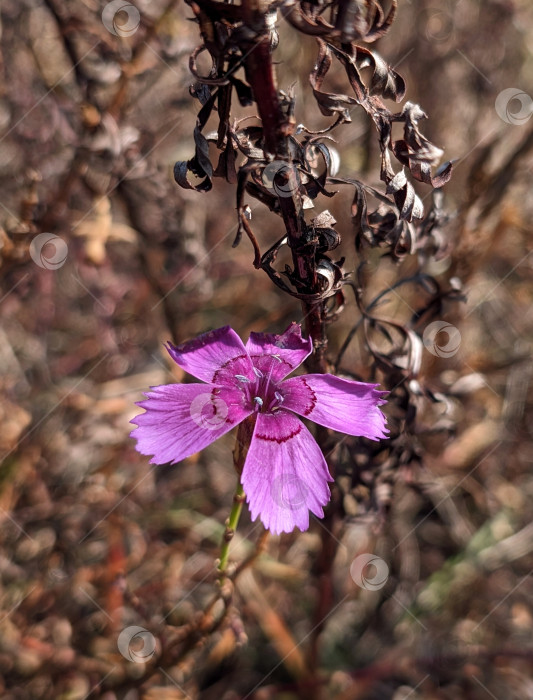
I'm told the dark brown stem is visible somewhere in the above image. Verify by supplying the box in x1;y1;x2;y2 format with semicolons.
275;181;328;372
241;0;290;156
223;2;329;375
240;2;334;689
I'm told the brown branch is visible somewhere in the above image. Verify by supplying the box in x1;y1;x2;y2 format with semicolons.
108;0;181;119
103;525;269;695
241;1;291;156
240;2;335;689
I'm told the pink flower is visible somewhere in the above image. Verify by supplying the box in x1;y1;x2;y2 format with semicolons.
131;323;388;535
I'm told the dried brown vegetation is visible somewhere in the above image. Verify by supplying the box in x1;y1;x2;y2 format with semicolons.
1;0;533;698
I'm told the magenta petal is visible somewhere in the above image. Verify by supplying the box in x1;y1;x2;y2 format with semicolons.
166;326;254;385
281;374;389;441
130;383;252;464
241;411;333;535
245;322;313;381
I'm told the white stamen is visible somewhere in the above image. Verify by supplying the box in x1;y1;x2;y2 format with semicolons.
254;396;263;406
275;391;284;403
253;367;264;378
271;354;283;363
235;374;251;382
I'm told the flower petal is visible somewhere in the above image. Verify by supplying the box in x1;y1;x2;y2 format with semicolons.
241;411;332;535
245;322;312;381
166;326;254;385
280;374;389;440
130;383;252;464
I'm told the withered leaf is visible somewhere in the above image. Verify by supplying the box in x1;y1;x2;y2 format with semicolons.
231;77;254;107
356;46;405;101
173;160;212;192
174;91;216;192
310;41;358;121
285;0;397;44
391;102;453;187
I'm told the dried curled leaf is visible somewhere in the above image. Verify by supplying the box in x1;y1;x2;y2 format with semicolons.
391;102;453;187
332;43;406;103
329;177;415;260
386;170;424;221
309;39;450;223
310;41;359;122
284;0;397;44
174;91;217;192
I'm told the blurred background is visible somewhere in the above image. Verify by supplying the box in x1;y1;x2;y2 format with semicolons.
1;0;533;698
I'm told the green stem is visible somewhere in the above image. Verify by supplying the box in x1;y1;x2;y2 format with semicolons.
218;481;246;579
218;416;255;580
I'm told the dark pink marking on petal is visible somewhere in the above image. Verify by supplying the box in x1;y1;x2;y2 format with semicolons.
212;353;255;388
241;411;333;535
249;354;293;380
282;374;389;441
280;375;317;416
130;382;252;464
245;322;312;381
166;326;253;385
254;421;302;444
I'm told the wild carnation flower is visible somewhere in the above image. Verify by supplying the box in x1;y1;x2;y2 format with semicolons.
131;323;388;534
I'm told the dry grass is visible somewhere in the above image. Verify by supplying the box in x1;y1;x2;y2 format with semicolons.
1;0;533;698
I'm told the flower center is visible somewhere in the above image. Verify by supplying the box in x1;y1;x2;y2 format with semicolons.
235;358;284;414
